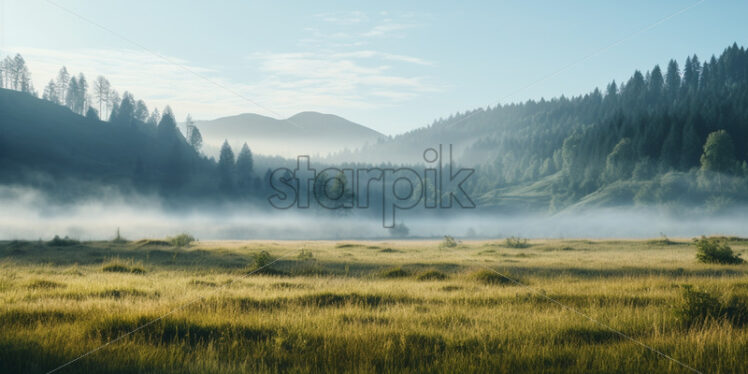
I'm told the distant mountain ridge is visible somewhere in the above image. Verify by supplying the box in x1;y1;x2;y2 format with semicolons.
193;111;385;158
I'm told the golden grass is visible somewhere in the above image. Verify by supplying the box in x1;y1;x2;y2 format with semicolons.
0;238;747;373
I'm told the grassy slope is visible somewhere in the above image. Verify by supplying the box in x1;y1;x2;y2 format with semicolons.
1;238;747;373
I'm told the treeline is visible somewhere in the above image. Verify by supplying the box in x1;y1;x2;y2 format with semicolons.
449;43;748;209
0;53;265;202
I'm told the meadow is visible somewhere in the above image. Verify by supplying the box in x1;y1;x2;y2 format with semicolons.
0;236;747;373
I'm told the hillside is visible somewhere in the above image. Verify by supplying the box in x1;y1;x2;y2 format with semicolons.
193;111;385;158
328;43;748;211
0;88;221;199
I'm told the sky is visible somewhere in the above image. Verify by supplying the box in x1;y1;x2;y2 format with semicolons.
1;0;747;135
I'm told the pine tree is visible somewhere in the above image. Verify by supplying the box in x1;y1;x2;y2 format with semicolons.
665;59;681;99
56;67;70;102
218;140;236;193
235;143;254;193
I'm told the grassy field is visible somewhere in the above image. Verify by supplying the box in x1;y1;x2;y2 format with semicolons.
1;237;747;373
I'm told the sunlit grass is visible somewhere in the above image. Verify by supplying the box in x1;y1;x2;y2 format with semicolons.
0;238;747;373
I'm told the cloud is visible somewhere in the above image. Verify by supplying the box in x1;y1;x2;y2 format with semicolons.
247;50;441;108
333;51;434;66
362;22;414;38
11;45;440;125
7;10;438;131
315;11;369;25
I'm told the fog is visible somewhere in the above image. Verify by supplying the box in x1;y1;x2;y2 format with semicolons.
1;186;747;241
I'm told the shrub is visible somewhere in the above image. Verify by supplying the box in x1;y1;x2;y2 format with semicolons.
675;286;748;327
505;236;530;249
247;250;284;275
380;267;409;278
417;270;448;281
47;235;79;247
102;259;146;274
254;250;274;268
168;233;195;248
440;235;458;248
473;269;517;286
694;236;744;264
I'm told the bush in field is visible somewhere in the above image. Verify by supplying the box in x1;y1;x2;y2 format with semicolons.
254;251;274;268
247;250;284;275
47;235;79;247
380;267;409;278
440;235;458;248
168;233;195;248
102;258;146;274
675;286;748;327
694;236;743;264
473;269;517;286
417;270;448;281
505;236;530;249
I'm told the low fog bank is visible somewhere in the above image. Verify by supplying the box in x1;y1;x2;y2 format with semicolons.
1;186;747;240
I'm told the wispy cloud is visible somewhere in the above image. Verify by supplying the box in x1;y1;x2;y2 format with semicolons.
8;10;439;126
14;46;254;120
247;50;441;109
362;22;414;38
12;44;440;122
314;11;369;25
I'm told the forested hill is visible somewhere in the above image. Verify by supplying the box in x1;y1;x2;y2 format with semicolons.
3;44;748;212
329;43;748;211
0;89;262;201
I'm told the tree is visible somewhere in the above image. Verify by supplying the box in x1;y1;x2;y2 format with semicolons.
56;67;70;102
14;54;33;94
75;73;88;114
0;57;5;88
147;108;160;126
603;138;634;182
683;55;701;91
157;106;178;139
116;91;135;125
665;59;681;98
65;76;79;112
134;100;149;122
648;65;664;102
42;80;60;104
185;114;203;151
107;89;120;121
235;143;254;192
93;76;110;116
700;130;736;174
1;54;33;93
218;140;235;192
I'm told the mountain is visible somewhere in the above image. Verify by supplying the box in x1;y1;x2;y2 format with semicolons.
193;111;386;158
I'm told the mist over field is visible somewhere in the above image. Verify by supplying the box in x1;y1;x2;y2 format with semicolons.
2;185;746;241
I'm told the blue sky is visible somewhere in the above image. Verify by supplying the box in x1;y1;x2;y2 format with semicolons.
2;0;746;134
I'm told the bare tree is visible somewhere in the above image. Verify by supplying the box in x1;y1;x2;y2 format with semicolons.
56;66;70;103
93;76;110;116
